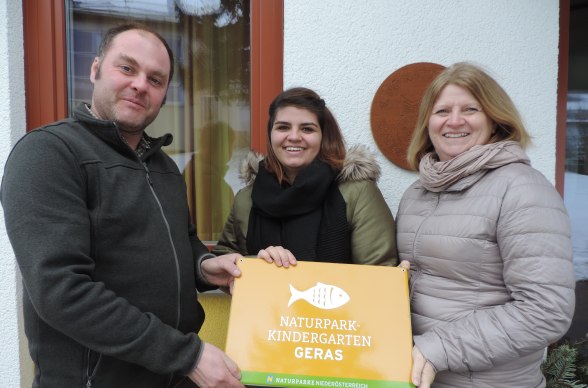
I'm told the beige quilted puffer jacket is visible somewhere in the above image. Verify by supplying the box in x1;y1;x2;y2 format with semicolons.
397;160;576;388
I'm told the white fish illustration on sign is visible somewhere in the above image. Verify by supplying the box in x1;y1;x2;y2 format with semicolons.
288;282;350;310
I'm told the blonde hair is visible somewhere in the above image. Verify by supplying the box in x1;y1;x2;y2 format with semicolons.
406;62;531;171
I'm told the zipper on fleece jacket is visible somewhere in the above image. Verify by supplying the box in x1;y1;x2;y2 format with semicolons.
85;348;102;388
112;124;182;330
100;128;180;387
113;130;182;329
143;162;181;388
124;130;179;388
142;162;182;329
114;129;182;328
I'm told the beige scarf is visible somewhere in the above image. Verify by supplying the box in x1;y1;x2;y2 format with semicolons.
419;140;530;192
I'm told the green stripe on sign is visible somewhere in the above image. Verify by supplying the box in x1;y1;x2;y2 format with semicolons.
240;371;415;388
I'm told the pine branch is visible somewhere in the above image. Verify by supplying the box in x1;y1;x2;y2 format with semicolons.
542;342;587;388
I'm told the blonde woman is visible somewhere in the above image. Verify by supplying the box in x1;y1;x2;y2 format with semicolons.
397;62;575;387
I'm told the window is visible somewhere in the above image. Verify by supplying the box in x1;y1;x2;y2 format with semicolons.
23;0;283;242
566;91;588;280
564;0;588;340
567;1;588;283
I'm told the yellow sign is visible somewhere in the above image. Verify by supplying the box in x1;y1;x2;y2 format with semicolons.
225;258;414;388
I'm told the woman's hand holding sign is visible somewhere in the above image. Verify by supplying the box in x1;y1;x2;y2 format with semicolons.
257;246;298;268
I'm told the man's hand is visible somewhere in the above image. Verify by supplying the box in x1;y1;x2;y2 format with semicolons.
411;345;436;387
188;342;244;388
257;246;297;268
200;253;242;291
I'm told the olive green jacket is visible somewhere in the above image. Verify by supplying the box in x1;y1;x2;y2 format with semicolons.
213;146;398;266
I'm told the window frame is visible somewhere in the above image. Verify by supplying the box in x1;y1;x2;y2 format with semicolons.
22;0;283;155
557;0;570;195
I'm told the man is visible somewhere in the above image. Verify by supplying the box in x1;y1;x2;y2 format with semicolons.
1;23;245;388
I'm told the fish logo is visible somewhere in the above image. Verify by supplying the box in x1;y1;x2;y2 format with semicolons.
288;282;350;310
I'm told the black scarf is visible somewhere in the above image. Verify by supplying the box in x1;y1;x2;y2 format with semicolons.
247;160;351;263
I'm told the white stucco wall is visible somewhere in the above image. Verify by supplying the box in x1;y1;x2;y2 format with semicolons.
0;1;33;387
283;0;560;214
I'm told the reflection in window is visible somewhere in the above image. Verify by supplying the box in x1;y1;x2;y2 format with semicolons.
565;92;588;281
66;0;251;241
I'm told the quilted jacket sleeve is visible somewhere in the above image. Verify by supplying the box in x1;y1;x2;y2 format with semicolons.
341;180;398;266
212;187;252;256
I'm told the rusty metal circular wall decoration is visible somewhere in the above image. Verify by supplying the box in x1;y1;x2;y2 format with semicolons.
370;62;445;170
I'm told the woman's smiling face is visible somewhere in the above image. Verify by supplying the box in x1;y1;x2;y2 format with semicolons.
428;84;494;161
270;106;322;183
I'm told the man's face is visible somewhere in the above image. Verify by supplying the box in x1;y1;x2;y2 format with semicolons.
89;29;170;133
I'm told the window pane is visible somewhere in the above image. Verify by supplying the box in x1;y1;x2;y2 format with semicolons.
66;0;251;241
565;92;588;282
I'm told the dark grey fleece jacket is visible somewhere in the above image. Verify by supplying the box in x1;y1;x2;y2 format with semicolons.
1;103;212;388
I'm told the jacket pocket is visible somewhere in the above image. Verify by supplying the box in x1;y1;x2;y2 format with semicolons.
84;348;102;388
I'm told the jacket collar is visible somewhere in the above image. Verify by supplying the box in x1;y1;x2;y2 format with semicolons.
239;144;382;186
73;103;173;159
